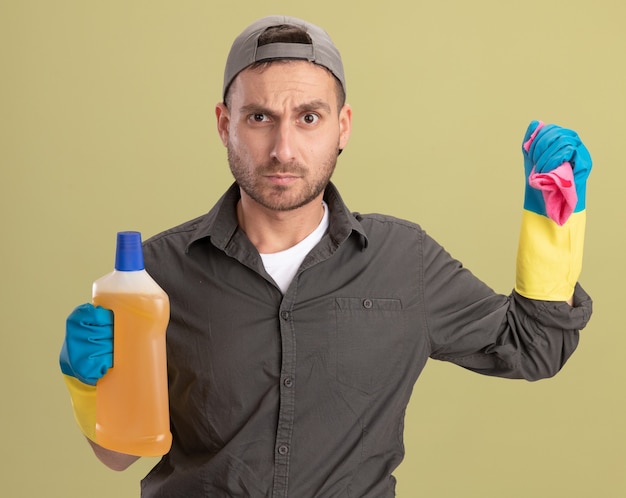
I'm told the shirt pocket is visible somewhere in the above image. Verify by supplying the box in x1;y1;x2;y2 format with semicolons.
332;297;406;395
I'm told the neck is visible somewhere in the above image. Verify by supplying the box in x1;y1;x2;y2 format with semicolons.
237;193;326;254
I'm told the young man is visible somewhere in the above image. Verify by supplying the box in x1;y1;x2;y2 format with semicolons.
60;15;593;497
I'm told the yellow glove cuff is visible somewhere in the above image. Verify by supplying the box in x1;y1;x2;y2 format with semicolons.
515;210;586;301
62;374;97;442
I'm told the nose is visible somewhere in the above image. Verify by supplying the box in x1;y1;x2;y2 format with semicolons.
270;121;296;163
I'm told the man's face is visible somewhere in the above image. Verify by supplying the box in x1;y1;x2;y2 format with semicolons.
216;61;351;212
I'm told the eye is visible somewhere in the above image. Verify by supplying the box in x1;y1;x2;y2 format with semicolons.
301;113;320;125
249;113;269;123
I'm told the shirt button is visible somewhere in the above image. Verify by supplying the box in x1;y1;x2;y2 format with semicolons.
283;377;294;388
362;298;373;309
280;310;291;320
277;444;289;455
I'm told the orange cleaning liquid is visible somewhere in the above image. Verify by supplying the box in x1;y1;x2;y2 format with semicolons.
93;291;172;456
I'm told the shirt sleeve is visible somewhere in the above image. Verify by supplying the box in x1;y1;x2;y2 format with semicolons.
421;230;592;381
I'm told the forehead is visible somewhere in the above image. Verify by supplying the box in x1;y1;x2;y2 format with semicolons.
229;60;339;108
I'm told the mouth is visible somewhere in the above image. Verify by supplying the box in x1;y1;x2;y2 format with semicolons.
264;172;301;186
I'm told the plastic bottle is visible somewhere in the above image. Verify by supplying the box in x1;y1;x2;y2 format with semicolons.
92;231;172;456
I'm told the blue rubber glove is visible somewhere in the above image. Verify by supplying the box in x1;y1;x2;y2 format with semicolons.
522;120;592;218
60;303;114;385
516;120;592;301
60;303;113;442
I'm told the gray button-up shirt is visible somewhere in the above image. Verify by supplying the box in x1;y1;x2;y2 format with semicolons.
140;182;592;497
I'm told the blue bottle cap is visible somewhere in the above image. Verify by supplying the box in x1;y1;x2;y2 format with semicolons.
115;231;145;271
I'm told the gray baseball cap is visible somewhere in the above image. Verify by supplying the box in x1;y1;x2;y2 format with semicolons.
222;15;346;101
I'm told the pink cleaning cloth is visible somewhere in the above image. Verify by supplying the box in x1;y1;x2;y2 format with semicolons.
528;163;577;226
524;121;578;226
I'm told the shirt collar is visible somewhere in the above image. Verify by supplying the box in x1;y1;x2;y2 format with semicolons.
185;182;368;253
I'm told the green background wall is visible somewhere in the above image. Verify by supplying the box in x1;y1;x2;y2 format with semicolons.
2;0;624;496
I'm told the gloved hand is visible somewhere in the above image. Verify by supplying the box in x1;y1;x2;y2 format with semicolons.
60;303;113;441
516;120;592;301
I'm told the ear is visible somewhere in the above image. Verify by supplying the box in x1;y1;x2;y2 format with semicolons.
215;103;230;147
338;103;352;151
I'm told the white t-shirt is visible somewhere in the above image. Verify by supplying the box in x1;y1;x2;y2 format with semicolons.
260;201;329;294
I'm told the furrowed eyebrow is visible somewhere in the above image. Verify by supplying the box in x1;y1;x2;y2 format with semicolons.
294;100;332;114
239;104;274;116
239;100;332;117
